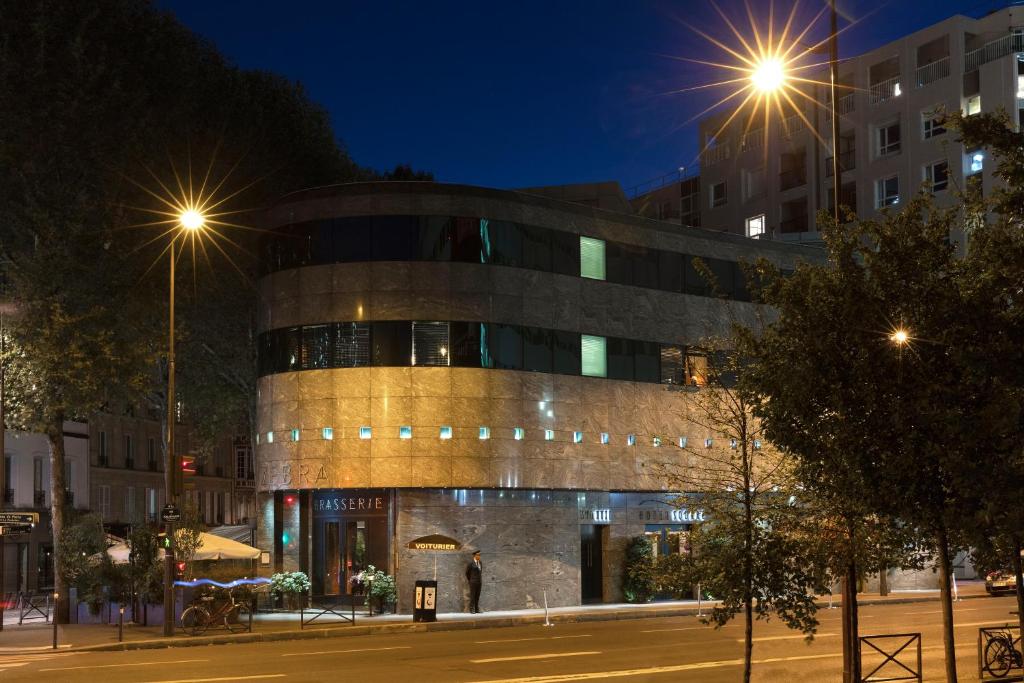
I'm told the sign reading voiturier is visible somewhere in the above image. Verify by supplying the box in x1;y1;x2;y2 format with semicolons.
407;534;462;551
160;504;181;523
0;512;39;526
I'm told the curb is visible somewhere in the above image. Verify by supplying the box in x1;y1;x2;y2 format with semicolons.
33;591;992;653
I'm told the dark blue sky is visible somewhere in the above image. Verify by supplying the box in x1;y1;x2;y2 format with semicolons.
162;0;1001;191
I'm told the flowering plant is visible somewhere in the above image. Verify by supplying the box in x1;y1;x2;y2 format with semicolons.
269;571;311;597
365;565;396;603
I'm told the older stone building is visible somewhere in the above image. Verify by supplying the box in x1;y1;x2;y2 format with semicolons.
254;181;821;613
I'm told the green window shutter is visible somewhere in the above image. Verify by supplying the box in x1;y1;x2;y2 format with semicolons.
581;334;607;377
579;236;606;280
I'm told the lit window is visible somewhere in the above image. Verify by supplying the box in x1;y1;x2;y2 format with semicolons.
580;236;606;280
440;426;453;440
627;434;636;446
479;427;490;440
600;433;610;445
544;429;555;441
966;94;981;116
412;321;450;367
513;427;524;440
359;426;372;440
291;429;300;442
730;439;738;449
924;160;949;193
970;152;984;173
753;439;762;450
745;214;765;238
581;335;607;378
678;437;688;448
400;426;412;439
877;121;901;156
322;427;334;440
573;431;583;444
255;433;260;445
893;82;902;97
266;431;274;444
875;175;899;208
652;437;661;447
704;438;713;448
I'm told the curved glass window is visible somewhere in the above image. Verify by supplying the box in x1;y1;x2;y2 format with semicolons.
259;320;729;386
262;215;756;302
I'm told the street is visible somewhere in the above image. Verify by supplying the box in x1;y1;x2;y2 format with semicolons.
0;596;1017;682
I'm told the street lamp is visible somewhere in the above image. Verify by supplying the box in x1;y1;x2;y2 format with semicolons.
162;207;206;637
890;329;910;346
751;58;787;93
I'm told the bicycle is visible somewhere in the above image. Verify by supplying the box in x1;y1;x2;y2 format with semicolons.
180;588;251;636
983;625;1023;678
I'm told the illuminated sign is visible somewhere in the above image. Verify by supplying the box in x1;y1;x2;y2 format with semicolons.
407;534;462;551
579;508;611;524
670;508;705;523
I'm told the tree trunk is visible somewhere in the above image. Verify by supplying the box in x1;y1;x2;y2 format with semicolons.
1012;536;1024;652
936;526;958;683
44;412;70;624
878;565;888;596
742;443;754;683
842;522;860;683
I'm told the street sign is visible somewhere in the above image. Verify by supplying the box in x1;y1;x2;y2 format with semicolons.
160;504;181;523
0;512;39;526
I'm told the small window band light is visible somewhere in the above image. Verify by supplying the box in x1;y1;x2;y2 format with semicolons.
754;439;762;450
544;429;555;441
479;426;490;440
513;427;524;440
290;429;300;442
704;438;713;448
359;426;372;440
573;431;583;444
627;434;636;446
400;426;412;439
322;427;334;440
730;438;738;449
440;426;453;440
652;436;661;447
678;437;687;448
266;431;274;444
600;433;610;445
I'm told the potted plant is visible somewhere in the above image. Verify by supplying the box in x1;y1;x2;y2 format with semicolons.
365;565;397;615
269;571;311;611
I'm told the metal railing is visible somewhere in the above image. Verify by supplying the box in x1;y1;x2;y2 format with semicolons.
915;56;950;87
837;93;855;115
701;145;730;166
965;31;1024;73
825;150;856;177
628;167;699;198
860;633;922;682
978;624;1022;681
870;76;902;105
779;113;806;137
740;128;764;152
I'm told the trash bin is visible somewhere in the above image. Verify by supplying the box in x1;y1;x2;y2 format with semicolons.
413;580;438;622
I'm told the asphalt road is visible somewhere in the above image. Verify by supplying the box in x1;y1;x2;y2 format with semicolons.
0;596;1018;682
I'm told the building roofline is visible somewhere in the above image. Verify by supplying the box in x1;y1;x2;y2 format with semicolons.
270;181;823;256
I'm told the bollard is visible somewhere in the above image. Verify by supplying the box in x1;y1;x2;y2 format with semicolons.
52;592;58;650
543;591;552;627
952;574;959;602
118;606;124;642
248;599;254;632
696;583;703;618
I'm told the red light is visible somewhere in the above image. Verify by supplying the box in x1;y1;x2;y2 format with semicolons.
285;495;296;505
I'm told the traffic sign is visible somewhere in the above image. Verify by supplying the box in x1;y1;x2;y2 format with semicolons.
0;512;39;526
160;504;181;523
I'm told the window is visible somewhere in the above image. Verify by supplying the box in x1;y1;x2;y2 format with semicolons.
686;351;709;386
522;327;552;373
745;214;766;238
607;338;633;381
124;434;133;467
581;335;607;378
877;120;901;156
99;431;107;465
372;321;412;366
627;434;636;446
922;108;946;139
573;431;583;444
966;94;981;116
658;251;683;292
301;324;332;369
710;182;727;208
33;458;43;496
924;160;949;193
490;323;524;370
335;322;371;367
544;429;555;441
741;167;765;200
399;426;412;439
98;485;110;520
579;236;606;280
875;175;900;207
969;151;984;173
552;330;581;375
290;428;300;442
359;427;372;440
146;488;157;521
513;427;524;440
3;456;11;501
125;486;135;521
450;321;489;368
412;321;450;366
600;433;610;445
660;345;685;385
322;427;334;440
439;426;452;440
479;427;490;440
633;341;661;383
148;438;156;470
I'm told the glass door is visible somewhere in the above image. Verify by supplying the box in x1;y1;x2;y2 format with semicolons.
323;521;341;596
343;521;367;594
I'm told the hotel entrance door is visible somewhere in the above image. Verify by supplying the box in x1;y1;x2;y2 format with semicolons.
580;524;604;603
320;520;368;596
311;489;391;598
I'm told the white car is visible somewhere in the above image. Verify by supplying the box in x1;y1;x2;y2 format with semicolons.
986;570;1018;595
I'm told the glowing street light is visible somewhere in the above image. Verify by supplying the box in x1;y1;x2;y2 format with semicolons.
890;329;910;346
178;209;206;231
751;58;787;93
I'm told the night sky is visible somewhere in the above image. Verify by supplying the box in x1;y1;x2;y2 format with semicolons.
162;0;1005;191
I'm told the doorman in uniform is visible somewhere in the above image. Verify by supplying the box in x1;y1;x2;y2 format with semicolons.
466;550;482;613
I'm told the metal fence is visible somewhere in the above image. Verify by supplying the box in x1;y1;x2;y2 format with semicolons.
978;624;1023;681
859;633;922;682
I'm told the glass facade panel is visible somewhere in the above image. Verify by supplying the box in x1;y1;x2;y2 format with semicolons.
412;321;450;366
451;217;484;262
552;330;581;375
660;345;685;384
658;251;683;292
335;323;371;367
522;327;552;373
335;217;372;262
490;323;524;370
634;340;661;383
417;216;452;260
550;230;580;276
371;215;417;261
521;225;552;272
483;220;522;267
371;321;412;366
579;236;606;280
605;242;632;285
631;246;659;289
301;324;332;369
607;337;634;381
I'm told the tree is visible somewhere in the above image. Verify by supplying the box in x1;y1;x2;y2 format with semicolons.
744;193;997;683
653;342;825;683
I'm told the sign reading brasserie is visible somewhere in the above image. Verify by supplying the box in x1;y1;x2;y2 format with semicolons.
407;534;462;551
312;489;389;517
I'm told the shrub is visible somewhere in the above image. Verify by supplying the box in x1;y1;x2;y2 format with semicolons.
623;536;656;603
269;571;311;597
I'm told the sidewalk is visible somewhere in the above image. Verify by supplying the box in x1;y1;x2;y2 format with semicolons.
0;581;989;654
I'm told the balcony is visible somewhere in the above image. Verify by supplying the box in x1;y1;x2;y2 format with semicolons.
965;31;1024;72
778;113;806;137
837;93;855;115
3;488;12;504
780;215;809;234
915;57;950;88
779;167;807;191
33;490;45;507
740;128;764;152
870;76;902;105
825;150;856;177
236;477;256;490
701;144;730;166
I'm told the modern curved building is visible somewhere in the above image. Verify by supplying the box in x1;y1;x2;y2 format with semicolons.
254;181;819;613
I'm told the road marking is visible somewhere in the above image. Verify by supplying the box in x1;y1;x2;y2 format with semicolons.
140;676;286;683
476;635;592;644
904;608;983;615
281;646;411;657
0;645;73;653
640;626;715;633
956;620;1022;628
743;633;837;643
41;659;208;672
471;651;601;664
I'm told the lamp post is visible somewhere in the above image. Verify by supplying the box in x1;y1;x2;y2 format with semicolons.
162;208;205;637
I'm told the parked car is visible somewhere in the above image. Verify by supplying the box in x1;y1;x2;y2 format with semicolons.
986;570;1018;595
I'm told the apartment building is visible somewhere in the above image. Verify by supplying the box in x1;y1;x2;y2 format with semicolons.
689;6;1024;244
